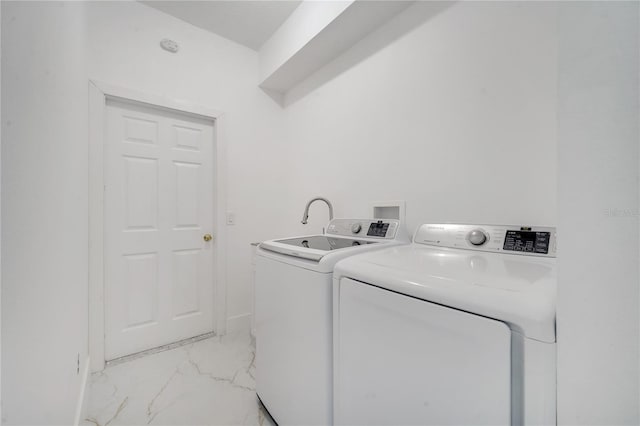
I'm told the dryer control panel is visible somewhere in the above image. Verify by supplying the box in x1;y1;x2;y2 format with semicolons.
326;219;401;240
414;223;557;257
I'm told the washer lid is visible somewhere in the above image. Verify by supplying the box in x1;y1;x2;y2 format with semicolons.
334;244;557;343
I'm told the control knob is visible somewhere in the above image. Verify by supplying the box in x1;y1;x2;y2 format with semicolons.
351;223;362;234
468;229;487;246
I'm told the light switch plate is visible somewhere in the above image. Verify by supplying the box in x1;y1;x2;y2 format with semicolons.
226;211;236;225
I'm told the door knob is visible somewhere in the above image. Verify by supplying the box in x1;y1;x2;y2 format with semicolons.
203;234;213;242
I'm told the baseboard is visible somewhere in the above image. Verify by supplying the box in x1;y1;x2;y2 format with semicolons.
73;355;91;426
226;313;252;334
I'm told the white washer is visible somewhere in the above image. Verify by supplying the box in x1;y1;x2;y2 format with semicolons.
255;218;409;426
333;223;557;426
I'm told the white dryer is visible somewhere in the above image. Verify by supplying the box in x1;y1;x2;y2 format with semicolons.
333;223;557;426
255;218;409;426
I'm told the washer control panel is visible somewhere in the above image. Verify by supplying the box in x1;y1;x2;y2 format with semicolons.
367;221;390;237
503;229;551;254
414;224;556;257
327;219;400;240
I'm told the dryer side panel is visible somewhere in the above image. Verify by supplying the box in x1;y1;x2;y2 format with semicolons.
255;255;332;425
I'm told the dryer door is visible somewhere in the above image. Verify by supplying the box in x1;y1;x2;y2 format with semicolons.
334;278;511;426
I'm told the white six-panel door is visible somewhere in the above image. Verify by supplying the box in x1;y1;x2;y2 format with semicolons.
104;99;215;360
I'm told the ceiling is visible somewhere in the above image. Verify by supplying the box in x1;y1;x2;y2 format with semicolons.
141;1;302;51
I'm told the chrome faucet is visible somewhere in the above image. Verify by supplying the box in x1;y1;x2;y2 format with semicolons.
301;197;334;224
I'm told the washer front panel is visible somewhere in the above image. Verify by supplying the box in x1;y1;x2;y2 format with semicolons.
334;277;511;425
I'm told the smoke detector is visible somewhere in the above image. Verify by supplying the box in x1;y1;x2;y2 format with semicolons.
160;38;179;53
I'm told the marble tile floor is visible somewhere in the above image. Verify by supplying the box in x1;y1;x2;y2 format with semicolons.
82;332;276;426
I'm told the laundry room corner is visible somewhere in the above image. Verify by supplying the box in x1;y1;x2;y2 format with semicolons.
1;0;639;424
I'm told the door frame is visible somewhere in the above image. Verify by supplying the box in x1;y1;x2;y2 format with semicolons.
88;81;228;372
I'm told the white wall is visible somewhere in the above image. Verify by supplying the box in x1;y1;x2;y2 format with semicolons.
557;2;640;423
1;2;88;424
276;1;557;237
85;1;286;332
